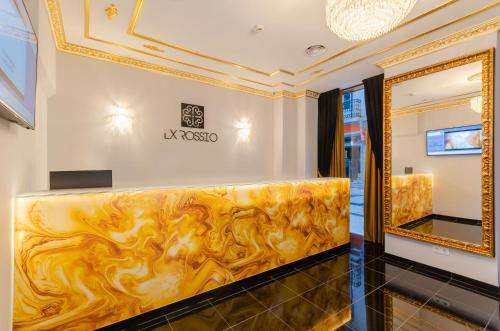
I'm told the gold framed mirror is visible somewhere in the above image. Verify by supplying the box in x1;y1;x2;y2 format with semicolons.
383;49;494;256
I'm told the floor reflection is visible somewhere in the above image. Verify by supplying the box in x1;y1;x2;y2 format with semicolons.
133;237;499;331
400;216;482;245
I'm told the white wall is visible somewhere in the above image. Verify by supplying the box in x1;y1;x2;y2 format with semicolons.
273;96;318;179
48;52;319;188
0;1;54;329
297;96;318;178
392;105;482;219
384;32;500;286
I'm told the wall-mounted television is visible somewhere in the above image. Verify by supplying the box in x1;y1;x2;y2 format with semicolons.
426;125;482;156
0;0;37;129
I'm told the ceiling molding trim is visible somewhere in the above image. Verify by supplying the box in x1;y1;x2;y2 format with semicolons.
376;16;500;69
46;0;497;96
295;0;460;75
127;0;460;78
298;2;500;86
45;0;318;100
392;95;478;118
82;0;498;89
127;0;285;77
83;0;283;89
305;90;321;99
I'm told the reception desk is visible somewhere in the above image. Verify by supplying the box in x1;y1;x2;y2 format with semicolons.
13;178;350;330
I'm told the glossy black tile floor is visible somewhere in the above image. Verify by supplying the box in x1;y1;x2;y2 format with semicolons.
112;238;500;331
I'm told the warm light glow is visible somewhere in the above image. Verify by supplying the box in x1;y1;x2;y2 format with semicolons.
235;118;251;141
470;96;482;113
108;106;134;134
326;0;417;41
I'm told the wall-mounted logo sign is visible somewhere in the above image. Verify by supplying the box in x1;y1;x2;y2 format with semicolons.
181;103;204;129
164;103;218;143
164;129;218;142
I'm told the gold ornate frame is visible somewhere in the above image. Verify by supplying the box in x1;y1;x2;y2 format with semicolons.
383;49;495;256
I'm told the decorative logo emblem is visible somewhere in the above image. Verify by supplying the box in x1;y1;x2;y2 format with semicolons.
181;103;204;129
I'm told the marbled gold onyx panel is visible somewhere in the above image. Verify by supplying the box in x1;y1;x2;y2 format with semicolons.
13;179;350;330
392;174;433;227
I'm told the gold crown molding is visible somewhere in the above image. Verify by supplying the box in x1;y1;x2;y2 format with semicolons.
50;0;497;95
127;0;460;78
376;16;500;69
297;2;500;86
392;94;479;118
83;0;286;90
83;0;498;89
305;90;320;99
273;90;319;99
45;0;318;99
383;49;495;257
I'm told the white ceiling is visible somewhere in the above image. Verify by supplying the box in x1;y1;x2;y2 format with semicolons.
55;0;499;94
392;61;482;109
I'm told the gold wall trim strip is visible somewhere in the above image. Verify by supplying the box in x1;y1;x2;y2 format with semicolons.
127;0;460;77
392;94;478;117
377;16;500;69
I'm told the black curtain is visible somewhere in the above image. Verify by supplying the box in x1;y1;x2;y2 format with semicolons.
318;88;340;177
363;74;384;171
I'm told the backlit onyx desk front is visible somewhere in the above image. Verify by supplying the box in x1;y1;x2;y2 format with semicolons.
13;179;350;330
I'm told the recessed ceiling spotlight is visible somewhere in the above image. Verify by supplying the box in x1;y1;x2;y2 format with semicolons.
305;45;327;57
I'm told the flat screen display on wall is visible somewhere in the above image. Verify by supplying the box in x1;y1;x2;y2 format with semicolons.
0;0;37;129
426;125;482;156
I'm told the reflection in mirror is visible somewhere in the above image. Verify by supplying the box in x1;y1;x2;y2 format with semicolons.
391;60;483;245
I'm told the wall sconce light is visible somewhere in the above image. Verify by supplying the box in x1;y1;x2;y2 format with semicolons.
108;105;134;134
235;118;251;141
470;96;482;114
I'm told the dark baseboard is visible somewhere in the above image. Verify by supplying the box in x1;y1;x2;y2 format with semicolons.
399;214;482;229
98;243;351;331
383;253;500;300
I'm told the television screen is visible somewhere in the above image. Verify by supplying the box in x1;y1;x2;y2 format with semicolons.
0;0;37;129
427;125;482;156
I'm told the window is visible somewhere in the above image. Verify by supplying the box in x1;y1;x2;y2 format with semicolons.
343;88;367;235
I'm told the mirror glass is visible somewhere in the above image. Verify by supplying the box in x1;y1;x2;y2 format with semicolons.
390;60;483;245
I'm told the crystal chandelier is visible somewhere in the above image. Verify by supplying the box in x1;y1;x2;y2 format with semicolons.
326;0;417;41
470;96;482;114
